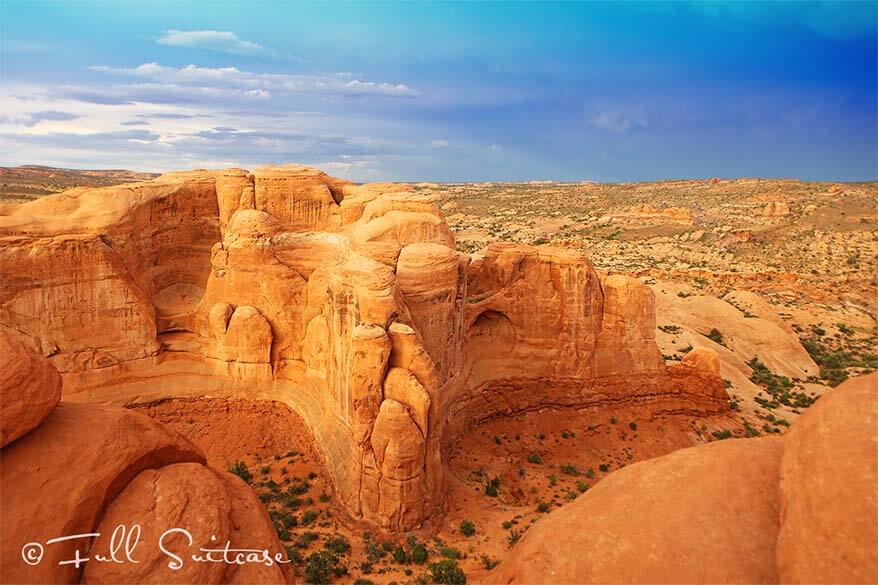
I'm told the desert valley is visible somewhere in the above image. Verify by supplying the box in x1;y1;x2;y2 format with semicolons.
0;164;875;584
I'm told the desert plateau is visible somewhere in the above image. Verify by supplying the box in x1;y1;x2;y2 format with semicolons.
0;164;875;585
1;2;877;584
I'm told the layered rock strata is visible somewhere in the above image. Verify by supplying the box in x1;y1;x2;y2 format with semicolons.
0;164;729;531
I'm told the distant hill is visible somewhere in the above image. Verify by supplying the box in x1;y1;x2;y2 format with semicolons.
0;165;159;202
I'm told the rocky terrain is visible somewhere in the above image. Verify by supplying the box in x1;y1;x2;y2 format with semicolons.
0;165;874;584
0;165;158;202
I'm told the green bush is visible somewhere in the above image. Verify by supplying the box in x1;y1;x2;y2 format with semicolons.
411;542;429;564
706;328;725;346
559;463;579;476
459;519;476;537
485;476;501;497
429;559;467;585
229;460;251;483
393;544;408;564
324;535;350;555
304;551;346;584
526;452;542;464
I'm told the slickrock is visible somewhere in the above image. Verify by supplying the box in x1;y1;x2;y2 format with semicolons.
494;437;785;584
776;372;878;584
0;403;206;584
492;372;878;585
0;332;289;585
83;464;291;585
652;286;818;380
0;165;731;532
0;328;61;446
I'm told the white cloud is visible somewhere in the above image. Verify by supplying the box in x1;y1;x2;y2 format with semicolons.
156;30;278;57
487;144;502;153
430;139;449;149
588;109;648;133
89;62;419;98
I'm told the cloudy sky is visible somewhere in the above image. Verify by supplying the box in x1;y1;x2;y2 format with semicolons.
1;1;875;181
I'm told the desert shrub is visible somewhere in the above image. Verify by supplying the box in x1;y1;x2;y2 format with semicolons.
628;421;637;431
536;501;551;513
429;559;467;585
559;463;579;476
440;546;461;559
659;324;682;334
576;480;589;493
507;530;521;547
295;531;319;549
749;357;818;405
706;328;725;346
229;460;251;483
712;429;733;440
301;510;319;525
599;463;610;473
526;452;542;464
285;546;304;565
393;544;408;564
411;542;429;564
304;550;347;584
459;519;476;537
837;323;855;336
485;476;501;497
324;535;350;555
481;554;500;570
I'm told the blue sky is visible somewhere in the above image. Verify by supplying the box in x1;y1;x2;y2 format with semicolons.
1;1;875;181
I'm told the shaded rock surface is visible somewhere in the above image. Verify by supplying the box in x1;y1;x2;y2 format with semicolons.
0;333;290;585
492;373;878;585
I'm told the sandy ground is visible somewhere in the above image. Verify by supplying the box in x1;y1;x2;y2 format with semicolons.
133;397;736;584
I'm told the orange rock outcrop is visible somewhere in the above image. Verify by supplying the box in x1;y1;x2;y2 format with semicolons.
0;330;291;585
492;372;878;584
0;164;729;532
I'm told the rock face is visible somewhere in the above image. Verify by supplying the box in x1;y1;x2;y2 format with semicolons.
0;328;61;446
0;164;730;531
493;373;878;584
776;372;878;584
0;333;290;585
653;287;818;380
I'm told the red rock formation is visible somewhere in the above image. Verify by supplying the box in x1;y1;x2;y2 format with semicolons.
0;165;729;532
0;333;290;585
0;328;60;446
492;373;878;584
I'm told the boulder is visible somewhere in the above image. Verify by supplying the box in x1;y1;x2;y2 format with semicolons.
776;373;878;584
0;329;61;446
494;437;784;584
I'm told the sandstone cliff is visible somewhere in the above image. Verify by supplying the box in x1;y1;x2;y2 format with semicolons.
0;164;729;532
